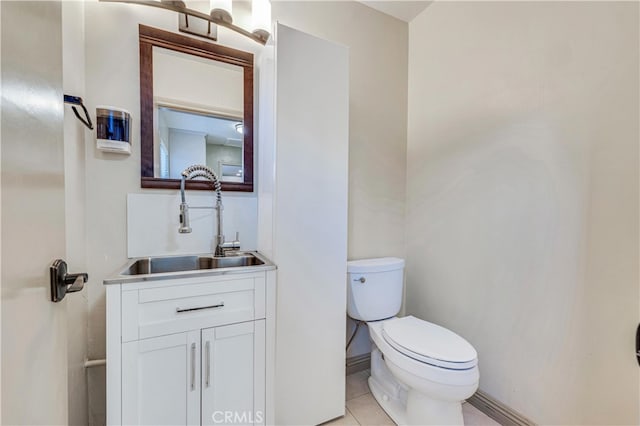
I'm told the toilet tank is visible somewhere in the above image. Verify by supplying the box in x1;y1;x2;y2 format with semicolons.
346;257;405;321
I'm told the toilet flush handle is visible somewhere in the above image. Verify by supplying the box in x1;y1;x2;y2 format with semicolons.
354;277;366;283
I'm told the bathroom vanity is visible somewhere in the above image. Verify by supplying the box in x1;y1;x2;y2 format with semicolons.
104;252;276;426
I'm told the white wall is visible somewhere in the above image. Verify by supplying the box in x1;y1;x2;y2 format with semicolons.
168;129;206;178
206;144;242;168
407;2;639;424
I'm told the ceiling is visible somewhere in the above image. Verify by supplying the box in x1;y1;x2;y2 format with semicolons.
358;1;432;22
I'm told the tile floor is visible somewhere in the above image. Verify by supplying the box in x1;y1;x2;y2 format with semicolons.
324;369;501;426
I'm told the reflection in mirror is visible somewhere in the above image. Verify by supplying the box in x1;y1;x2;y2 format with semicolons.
156;106;244;182
153;47;244;183
220;163;243;182
139;25;254;191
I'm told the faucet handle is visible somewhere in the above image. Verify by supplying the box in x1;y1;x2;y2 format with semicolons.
221;231;241;252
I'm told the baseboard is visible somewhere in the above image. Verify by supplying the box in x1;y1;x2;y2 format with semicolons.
467;390;535;426
346;353;370;375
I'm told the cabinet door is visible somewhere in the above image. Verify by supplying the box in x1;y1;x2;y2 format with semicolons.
122;331;200;425
202;321;265;426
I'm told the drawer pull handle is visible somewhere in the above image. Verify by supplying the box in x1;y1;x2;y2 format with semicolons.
205;341;211;388
176;302;224;313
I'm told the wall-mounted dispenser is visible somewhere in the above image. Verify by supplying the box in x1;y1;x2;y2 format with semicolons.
96;106;131;154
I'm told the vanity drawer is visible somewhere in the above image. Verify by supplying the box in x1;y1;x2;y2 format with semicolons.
121;277;258;342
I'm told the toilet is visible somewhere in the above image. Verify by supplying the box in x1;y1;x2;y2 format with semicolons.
347;258;479;426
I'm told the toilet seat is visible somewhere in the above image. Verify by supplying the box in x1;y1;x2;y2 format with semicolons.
381;316;477;370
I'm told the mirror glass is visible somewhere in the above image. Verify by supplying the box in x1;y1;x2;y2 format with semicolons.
153;48;244;183
139;25;254;192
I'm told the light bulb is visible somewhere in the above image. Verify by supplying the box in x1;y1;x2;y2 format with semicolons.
251;0;271;40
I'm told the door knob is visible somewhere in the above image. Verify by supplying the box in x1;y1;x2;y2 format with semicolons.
50;259;88;302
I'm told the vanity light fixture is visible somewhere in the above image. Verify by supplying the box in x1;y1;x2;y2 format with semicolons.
210;0;232;24
99;0;271;45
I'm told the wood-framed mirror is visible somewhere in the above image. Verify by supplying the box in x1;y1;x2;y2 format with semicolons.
139;24;254;192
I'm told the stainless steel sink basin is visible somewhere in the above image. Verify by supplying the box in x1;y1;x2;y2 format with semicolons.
121;253;265;276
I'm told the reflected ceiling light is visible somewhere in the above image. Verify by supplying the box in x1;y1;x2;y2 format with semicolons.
235;123;244;134
100;0;271;45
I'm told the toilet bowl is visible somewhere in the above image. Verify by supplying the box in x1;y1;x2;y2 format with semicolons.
368;317;479;425
346;258;479;425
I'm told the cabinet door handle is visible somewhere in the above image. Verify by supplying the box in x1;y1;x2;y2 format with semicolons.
190;343;196;391
205;341;211;388
176;303;224;313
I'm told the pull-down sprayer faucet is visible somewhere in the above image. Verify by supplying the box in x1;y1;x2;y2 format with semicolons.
178;164;239;256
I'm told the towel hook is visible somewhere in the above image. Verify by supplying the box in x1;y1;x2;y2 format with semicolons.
64;94;93;130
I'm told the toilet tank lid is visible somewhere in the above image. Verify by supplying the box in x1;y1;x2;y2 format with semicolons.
347;257;405;273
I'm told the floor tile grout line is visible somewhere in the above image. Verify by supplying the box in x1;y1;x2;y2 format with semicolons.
346;370;372;402
345;407;361;426
347;392;373;403
346;389;371;402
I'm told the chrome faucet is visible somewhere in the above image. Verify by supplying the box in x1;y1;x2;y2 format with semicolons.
178;164;240;256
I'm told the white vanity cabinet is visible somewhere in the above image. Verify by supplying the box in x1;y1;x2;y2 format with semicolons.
106;269;275;426
201;321;265;426
121;330;201;425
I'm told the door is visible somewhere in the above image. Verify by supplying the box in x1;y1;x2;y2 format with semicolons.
1;1;69;424
202;321;265;426
122;331;200;425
